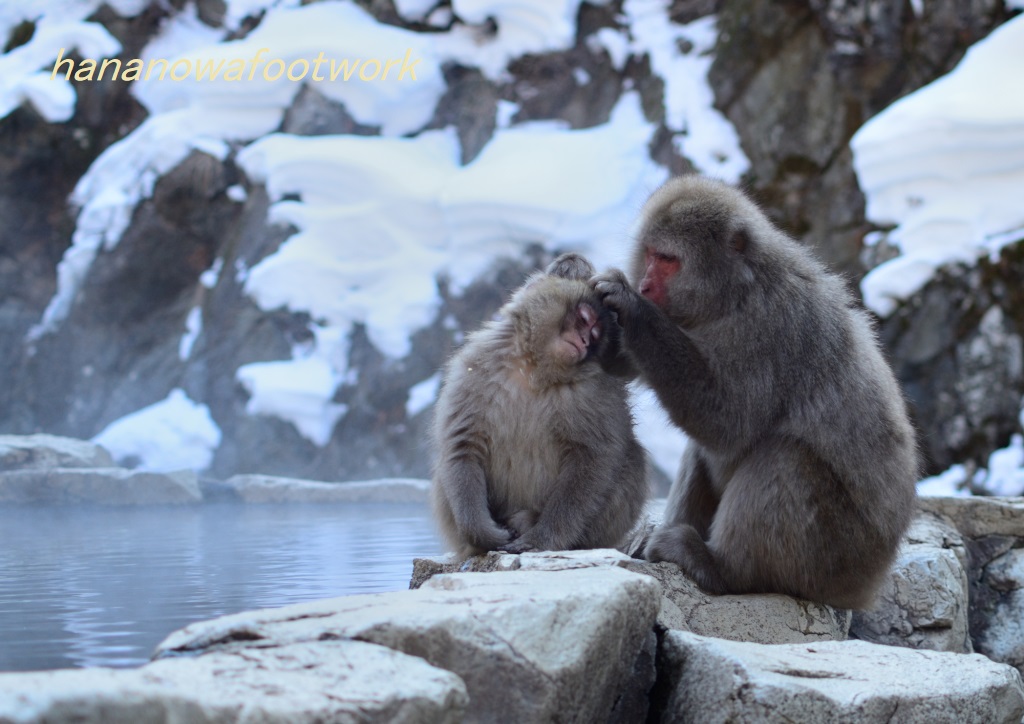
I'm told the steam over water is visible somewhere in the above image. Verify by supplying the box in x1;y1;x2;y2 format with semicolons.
0;503;441;671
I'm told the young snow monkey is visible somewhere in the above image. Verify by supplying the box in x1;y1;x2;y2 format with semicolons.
593;175;919;609
431;253;648;558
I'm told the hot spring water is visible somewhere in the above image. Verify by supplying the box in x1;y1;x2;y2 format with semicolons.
0;503;442;671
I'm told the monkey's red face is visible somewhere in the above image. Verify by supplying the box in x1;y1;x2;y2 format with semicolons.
639;247;681;309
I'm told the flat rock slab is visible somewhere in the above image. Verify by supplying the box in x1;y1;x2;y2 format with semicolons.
412;549;850;645
918;496;1024;538
0;640;466;723
0;468;200;505
156;566;660;723
221;474;429;503
657;631;1024;723
0;435;113;471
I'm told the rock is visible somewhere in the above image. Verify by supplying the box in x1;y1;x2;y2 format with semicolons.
630;560;851;644
914;496;1024;674
221;474;429;503
654;631;1024;723
0;434;114;471
156;566;660;723
0;467;200;505
976;549;1024;674
918;495;1024;538
0;640;467;723
851;512;972;652
411;549;850;645
880;246;1024;474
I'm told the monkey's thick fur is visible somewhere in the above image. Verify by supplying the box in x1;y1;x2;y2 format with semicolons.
431;254;648;559
594;176;918;609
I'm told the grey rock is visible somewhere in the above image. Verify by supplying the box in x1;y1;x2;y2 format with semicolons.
655;631;1024;723
880;245;1024;473
0;640;467;723
155;566;660;724
917;496;1024;538
222;474;430;503
0;467;200;505
851;513;971;652
0;434;113;471
412;549;851;645
908;496;1024;674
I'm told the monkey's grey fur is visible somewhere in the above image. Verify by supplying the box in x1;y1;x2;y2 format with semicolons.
593;176;918;609
431;253;649;558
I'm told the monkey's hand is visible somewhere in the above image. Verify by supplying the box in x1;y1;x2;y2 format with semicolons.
591;268;641;326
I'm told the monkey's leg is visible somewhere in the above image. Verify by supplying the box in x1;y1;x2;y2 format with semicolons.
702;443;827;598
662;443;719;540
499;447;606;554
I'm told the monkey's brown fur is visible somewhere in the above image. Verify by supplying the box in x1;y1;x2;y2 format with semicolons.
593;176;918;609
431;253;648;558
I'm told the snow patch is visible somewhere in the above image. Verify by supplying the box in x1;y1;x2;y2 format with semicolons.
178;306;202;361
916;464;971;497
854;14;1024;316
236;327;349;447
976;434;1024;497
92;389;222;472
623;1;748;182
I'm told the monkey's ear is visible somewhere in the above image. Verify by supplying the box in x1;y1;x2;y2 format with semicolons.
728;228;750;255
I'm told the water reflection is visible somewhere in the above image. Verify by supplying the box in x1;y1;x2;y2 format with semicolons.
0;503;442;672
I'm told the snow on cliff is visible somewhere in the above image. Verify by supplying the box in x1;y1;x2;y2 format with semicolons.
853;14;1024;318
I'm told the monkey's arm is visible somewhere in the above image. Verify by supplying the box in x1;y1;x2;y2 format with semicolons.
592;269;731;442
437;454;512;551
434;394;512;552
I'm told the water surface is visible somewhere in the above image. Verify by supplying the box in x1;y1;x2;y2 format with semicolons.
0;503;441;672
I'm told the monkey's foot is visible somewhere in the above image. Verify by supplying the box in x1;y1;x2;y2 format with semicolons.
498;536;539;554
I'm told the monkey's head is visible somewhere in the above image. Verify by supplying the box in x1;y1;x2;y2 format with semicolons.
504;271;610;385
630;176;769;327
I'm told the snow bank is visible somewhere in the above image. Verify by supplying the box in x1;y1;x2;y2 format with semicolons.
92;389;222;472
239;91;663;360
853;15;1024;316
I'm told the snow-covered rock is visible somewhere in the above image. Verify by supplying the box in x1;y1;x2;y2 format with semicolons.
155;566;660;723
657;631;1024;723
0;640;467;723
